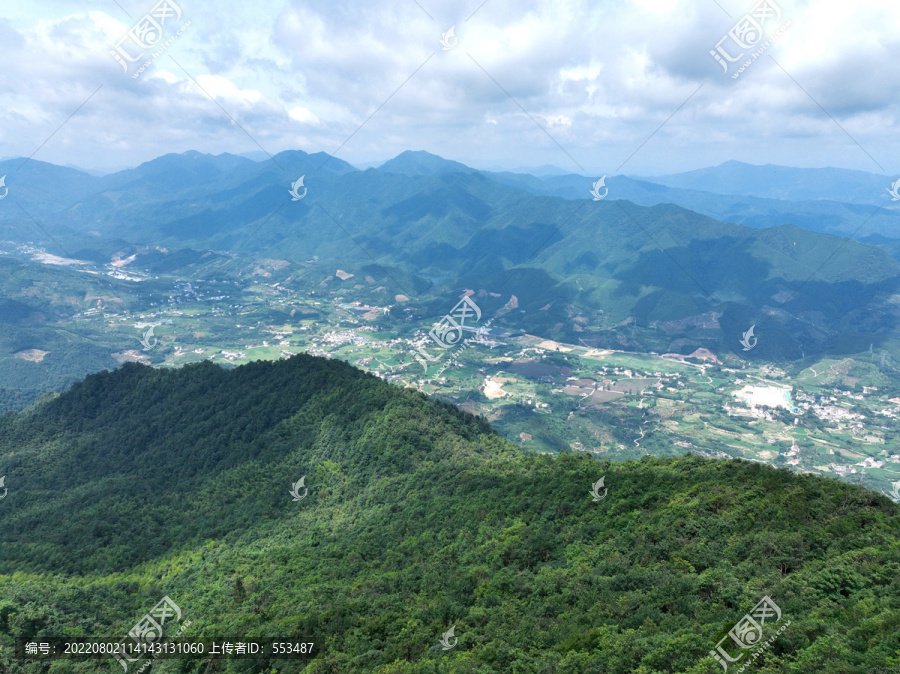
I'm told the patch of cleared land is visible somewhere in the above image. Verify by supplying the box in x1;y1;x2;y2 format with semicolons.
13;349;48;362
483;378;507;399
731;385;796;410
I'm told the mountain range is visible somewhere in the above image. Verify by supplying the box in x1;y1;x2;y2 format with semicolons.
1;353;897;671
2;150;900;365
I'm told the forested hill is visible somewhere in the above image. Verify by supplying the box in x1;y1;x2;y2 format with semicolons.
1;355;899;672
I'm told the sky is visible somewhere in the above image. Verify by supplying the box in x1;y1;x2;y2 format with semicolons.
0;0;898;176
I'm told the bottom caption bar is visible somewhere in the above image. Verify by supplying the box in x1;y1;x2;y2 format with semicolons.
16;638;316;660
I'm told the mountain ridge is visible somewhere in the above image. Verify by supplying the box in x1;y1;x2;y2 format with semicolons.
1;352;898;670
640;160;892;205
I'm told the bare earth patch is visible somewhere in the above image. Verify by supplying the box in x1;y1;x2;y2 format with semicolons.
483;378;507;399
14;349;48;362
685;347;722;364
535;339;572;352
112;350;151;364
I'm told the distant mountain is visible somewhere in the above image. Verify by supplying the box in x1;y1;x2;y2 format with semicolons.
481;169;583;196
483;163;572;176
0;158;103;219
4;149;900;360
482;171;900;239
606;176;900;240
63;163;134;176
378;150;478;176
98;150;259;193
641;160;894;205
46;149;358;245
237;150;270;162
79;165;900;355
0;355;897;670
515;164;572;176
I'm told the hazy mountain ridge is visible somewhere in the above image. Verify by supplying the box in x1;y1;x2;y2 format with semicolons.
4;150;897;245
479;166;900;240
644;160;893;205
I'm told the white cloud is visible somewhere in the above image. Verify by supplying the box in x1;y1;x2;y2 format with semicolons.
0;0;895;174
288;106;320;124
193;75;264;105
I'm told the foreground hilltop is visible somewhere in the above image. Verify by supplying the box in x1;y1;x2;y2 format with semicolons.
0;355;898;672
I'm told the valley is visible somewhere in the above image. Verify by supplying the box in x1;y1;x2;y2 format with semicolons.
11;239;899;504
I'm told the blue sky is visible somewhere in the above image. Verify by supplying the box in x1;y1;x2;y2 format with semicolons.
1;0;898;175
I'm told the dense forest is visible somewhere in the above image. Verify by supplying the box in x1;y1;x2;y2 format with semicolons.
0;354;898;672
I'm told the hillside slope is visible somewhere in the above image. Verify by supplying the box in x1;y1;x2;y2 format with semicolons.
1;355;899;672
0;257;154;413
